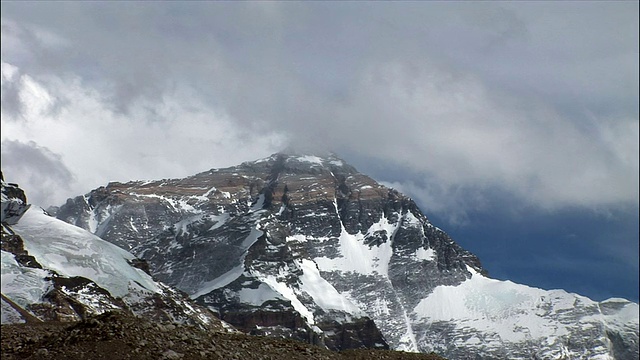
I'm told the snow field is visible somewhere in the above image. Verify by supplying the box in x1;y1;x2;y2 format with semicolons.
13;208;159;298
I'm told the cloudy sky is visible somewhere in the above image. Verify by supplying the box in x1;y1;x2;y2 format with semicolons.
1;2;638;302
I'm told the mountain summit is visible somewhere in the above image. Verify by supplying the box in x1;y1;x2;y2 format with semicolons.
54;152;639;358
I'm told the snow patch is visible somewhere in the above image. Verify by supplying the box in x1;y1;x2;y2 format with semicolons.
202;186;217;198
173;214;206;236
314;205;397;276
414;247;435;262
298;259;363;315
294;156;323;165
130;193;199;213
86;200;98;233
238;283;285;306
261;274;315;324
208;213;231;231
287;234;307;243
402;211;422;227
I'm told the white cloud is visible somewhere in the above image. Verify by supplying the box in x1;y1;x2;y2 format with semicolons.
335;60;639;215
0;4;637;216
1;62;286;206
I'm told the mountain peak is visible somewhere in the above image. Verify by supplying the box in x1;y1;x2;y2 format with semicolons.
48;157;639;358
249;149;343;164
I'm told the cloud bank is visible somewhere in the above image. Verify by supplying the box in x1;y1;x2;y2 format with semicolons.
1;2;637;219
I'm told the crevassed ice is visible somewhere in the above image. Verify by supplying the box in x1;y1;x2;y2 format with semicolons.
13;208;159;298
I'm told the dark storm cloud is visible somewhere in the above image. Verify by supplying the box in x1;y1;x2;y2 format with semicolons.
0;140;76;207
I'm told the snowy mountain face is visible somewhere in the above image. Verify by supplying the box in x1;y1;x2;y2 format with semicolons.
1;175;226;331
54;153;639;358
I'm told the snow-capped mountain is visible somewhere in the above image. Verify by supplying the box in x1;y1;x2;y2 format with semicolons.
1;173;226;330
54;152;639;358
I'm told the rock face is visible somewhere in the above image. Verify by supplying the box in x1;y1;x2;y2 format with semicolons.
1;171;31;226
55;152;639;358
1;174;227;332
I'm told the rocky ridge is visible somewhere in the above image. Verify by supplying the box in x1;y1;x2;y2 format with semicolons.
1;311;445;360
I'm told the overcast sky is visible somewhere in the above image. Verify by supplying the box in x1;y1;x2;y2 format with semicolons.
1;2;638;302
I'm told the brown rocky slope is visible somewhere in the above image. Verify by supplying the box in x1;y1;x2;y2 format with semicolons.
1;311;445;360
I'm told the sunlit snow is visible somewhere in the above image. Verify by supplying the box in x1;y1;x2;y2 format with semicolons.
260;273;315;323
298;259;363;315
130;193;199;213
314;205;397;276
294;156;323;165
412;266;639;349
413;247;435;262
202;186;217;198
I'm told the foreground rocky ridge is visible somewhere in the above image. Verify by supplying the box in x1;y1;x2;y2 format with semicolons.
53;152;639;359
1;311;444;360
